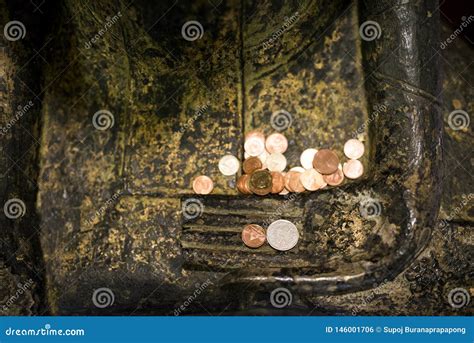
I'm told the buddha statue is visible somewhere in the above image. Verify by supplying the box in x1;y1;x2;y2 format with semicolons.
0;0;471;315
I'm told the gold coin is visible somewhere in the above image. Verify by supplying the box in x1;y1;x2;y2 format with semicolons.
249;170;272;196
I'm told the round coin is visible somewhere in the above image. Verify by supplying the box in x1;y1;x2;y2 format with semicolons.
242;224;266;248
279;173;289;195
244;131;266;157
289;166;305;173
300;148;318;170
289;171;305;193
323;166;344;186
236;174;252;194
313;149;340;175
265;133;288;154
300;168;326;191
284;171;296;192
266;152;287;172
192;175;214;194
218;154;240;176
343;159;364;179
249;170;273;196
245;130;265;141
270;171;285;194
242;156;263;174
266;219;299;251
343;139;365;160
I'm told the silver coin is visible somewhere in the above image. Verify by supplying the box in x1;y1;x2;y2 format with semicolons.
266;219;299;251
218;154;240;176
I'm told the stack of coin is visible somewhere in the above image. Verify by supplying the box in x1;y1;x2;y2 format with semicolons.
342;139;365;179
191;125;365;195
237;130;365;195
237;130;289;195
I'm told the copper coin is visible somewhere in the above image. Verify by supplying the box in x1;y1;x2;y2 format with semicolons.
279;173;289;195
270;171;285;194
242;224;266;248
313;149;340;175
266;152;287;172
245;130;265;141
323;166;344;186
290;172;305;193
300;168;326;191
244;130;265;157
343;159;364;179
192;175;214;194
243;156;263;174
249;170;272;195
265;133;288;154
343;139;365;160
284;171;295;192
287;171;305;193
236;174;252;194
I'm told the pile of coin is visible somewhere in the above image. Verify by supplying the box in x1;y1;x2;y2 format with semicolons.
190;126;366;251
241;220;299;251
192;131;365;195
